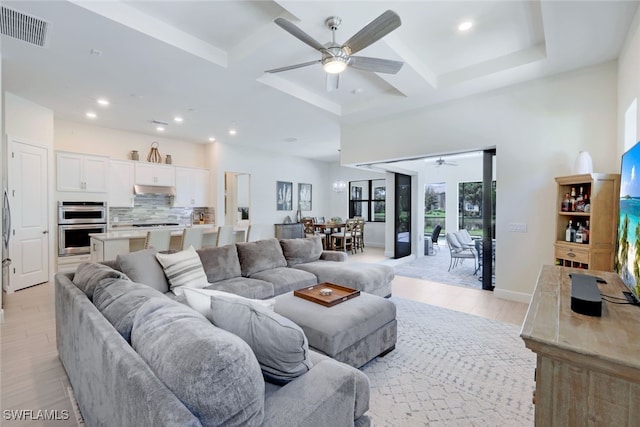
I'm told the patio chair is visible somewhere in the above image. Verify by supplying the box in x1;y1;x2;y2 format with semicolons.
454;229;476;249
430;224;442;250
445;232;477;272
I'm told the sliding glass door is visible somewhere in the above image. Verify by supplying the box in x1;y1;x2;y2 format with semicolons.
394;173;411;258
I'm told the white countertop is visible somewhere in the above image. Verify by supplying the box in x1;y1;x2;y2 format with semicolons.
90;224;217;241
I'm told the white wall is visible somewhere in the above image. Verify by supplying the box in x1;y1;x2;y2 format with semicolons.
54;120;206;167
199;143;389;246
619;7;640;156
342;61;619;302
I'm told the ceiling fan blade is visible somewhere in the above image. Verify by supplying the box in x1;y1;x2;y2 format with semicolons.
326;73;339;92
274;17;327;52
342;10;401;55
265;60;320;74
348;56;403;74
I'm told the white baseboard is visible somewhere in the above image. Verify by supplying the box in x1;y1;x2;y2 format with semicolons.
494;288;532;304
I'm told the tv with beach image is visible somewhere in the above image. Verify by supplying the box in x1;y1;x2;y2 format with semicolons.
616;141;640;301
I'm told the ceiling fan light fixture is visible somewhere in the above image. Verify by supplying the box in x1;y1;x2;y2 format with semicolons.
322;57;348;74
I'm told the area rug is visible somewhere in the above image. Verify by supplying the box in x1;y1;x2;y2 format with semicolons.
361;297;535;426
392;243;482;289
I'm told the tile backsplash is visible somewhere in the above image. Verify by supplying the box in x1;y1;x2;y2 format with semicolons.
109;194;213;225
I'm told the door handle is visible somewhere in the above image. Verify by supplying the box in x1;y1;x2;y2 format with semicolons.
42;230;48;234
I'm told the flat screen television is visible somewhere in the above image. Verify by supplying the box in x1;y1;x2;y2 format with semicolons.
616;141;640;303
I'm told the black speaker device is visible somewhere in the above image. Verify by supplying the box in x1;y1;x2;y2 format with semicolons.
570;274;602;317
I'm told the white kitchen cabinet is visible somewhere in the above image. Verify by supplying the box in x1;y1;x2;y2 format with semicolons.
109;160;135;207
174;167;210;207
57;152;109;192
135;163;175;186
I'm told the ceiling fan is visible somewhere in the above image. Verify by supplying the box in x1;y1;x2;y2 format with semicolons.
434;158;458;167
265;10;404;91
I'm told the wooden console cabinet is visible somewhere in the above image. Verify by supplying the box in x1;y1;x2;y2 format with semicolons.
274;223;304;239
521;265;640;426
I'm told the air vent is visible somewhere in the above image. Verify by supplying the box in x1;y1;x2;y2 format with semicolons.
0;6;49;47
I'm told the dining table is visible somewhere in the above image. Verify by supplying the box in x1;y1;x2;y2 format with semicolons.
313;222;346;250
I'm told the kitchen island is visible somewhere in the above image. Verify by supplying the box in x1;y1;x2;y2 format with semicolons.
89;225;245;262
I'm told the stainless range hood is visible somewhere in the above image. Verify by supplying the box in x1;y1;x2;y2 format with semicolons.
134;185;176;196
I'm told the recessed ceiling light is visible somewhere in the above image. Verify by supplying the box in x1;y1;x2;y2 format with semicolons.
458;21;473;32
208;137;216;142
174;116;183;123
96;98;109;106
85;111;97;119
156;126;165;132
228;129;237;136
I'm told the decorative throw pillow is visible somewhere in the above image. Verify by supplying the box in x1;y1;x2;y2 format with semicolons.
72;262;129;300
209;293;312;385
131;297;265;426
93;278;166;342
279;236;323;267
236;238;287;276
155;246;208;296
196;245;242;282
183;288;275;321
116;248;170;294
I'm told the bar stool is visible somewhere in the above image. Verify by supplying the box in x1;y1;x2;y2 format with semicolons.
181;227;204;250
215;225;235;247
144;229;172;251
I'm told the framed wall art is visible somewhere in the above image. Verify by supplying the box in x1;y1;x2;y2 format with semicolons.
276;181;293;211
298;183;312;211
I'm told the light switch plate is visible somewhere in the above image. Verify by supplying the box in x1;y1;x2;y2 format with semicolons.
508;222;527;233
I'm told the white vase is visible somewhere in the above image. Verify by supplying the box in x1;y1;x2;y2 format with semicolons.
573;151;593;174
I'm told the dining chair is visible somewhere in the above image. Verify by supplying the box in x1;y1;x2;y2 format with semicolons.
302;217;316;237
353;217;365;252
215;225;236;247
180;227;204;250
144;229;172;251
331;219;355;253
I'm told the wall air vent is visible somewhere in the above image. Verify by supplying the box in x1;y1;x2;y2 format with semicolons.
0;6;50;47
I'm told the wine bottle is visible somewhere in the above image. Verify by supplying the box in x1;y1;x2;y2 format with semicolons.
576;187;585;212
575;222;583;243
583;220;590;244
566;220;573;242
569;187;576;212
561;193;570;212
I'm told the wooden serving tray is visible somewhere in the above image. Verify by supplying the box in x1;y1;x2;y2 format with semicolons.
294;283;360;307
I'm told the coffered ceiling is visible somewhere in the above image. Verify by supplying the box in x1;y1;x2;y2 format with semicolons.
1;1;637;162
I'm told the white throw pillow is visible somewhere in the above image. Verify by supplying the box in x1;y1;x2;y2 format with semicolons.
183;288;275;321
155;246;208;296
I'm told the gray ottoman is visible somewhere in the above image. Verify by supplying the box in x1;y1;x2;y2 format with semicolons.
274;291;397;368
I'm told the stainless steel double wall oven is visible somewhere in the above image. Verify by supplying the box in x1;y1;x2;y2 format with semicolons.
58;201;107;256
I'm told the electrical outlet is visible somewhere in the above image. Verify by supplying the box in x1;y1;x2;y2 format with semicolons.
113;216;119;223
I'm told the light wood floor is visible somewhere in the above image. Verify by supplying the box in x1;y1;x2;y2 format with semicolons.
0;248;528;424
348;247;528;325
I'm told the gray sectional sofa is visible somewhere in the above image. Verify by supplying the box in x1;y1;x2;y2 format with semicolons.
55;236;395;427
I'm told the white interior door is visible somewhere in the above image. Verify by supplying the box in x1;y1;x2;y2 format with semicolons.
6;138;49;292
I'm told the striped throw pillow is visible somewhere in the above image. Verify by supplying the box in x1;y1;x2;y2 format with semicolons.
155;246;208;296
